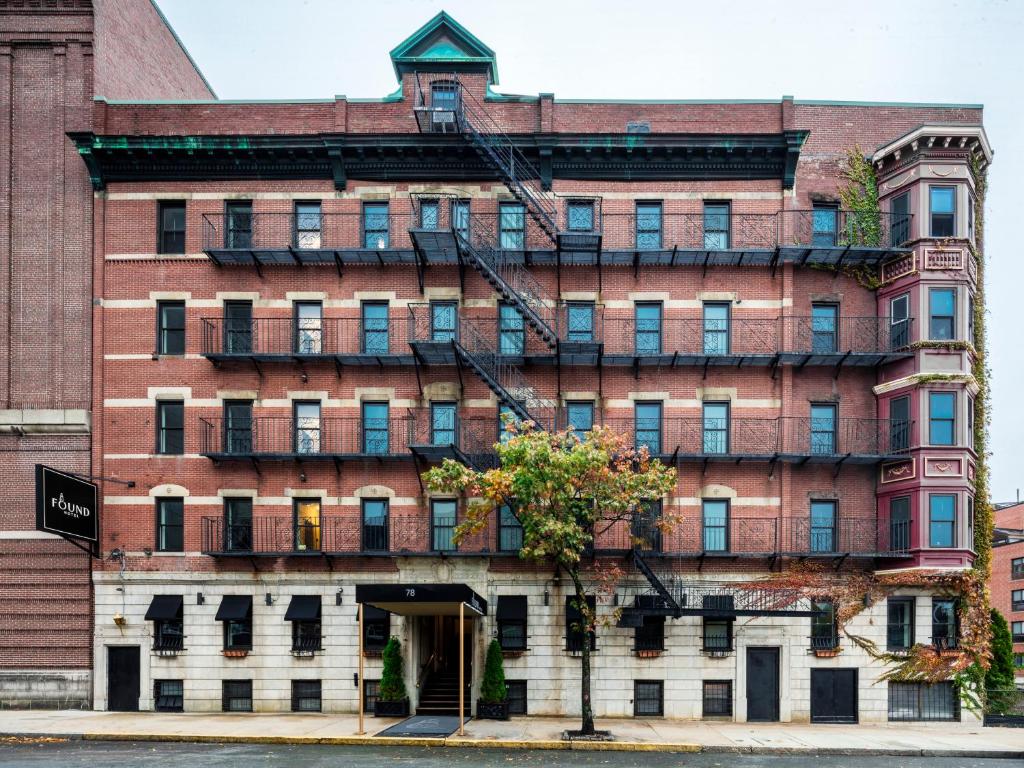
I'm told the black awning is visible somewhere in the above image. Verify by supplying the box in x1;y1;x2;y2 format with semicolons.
215;595;252;621
144;595;183;621
285;595;321;622
565;594;596;621
359;605;388;621
355;583;487;616
496;596;527;621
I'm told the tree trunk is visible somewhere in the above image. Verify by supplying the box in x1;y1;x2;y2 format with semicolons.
570;569;595;735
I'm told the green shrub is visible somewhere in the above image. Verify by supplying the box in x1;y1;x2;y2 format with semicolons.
479;639;507;703
986;609;1016;714
379;636;408;702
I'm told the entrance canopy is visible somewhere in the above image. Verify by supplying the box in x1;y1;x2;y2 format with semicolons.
356;583;487;617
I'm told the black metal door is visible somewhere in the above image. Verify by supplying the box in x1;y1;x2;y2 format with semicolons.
107;646;140;712
810;668;858;723
746;647;779;721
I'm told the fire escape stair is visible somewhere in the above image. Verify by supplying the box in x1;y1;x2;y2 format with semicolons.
631;548;683;618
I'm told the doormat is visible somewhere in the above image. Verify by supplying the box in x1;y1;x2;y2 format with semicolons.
376;715;469;738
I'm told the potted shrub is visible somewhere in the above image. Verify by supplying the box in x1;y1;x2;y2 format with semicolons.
374;636;410;717
476;639;510;719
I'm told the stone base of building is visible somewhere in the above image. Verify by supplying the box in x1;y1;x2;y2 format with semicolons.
0;669;91;709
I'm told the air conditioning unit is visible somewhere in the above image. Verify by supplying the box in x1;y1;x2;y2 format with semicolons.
431;110;456;133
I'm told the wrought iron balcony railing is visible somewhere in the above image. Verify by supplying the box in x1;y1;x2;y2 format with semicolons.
778;210;913;250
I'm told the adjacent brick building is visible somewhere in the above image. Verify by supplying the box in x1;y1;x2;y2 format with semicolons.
73;12;991;722
0;0;212;707
993;502;1024;682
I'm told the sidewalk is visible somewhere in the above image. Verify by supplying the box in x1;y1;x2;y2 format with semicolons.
1;709;1022;756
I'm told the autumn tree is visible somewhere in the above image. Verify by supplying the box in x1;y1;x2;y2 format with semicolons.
422;422;676;736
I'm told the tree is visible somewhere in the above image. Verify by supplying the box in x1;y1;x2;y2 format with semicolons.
986;608;1016;714
379;636;408;702
423;422;677;735
480;639;507;704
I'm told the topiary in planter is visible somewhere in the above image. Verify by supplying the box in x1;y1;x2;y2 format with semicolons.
477;638;509;719
375;636;409;716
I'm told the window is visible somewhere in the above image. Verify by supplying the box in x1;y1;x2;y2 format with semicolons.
810;403;837;455
889;681;958;721
889;496;911;553
932;599;959;649
361;402;389;454
158;201;185;254
156;401;184;455
566;401;595;433
431;402;457;446
636;202;662;249
634;615;665;652
566;595;596;652
967;396;976;453
632;500;662;552
928;494;956;548
294;401;321;455
505;680;527;715
929;288;956;340
430;82;458;111
419;199;439;230
634;401;662;455
703;303;729;355
224;401;253;454
1011;621;1024;643
567;201;595;231
287;596;322;653
702;499;729;552
224;301;252;354
498;404;519;444
890;395;910;453
499;203;525;249
294;498;321;552
703;202;730;249
291;680;321;712
362;606;390;652
362;202;389;249
217;596;253;651
809;500;837;553
890;191;911;246
890;293;910;349
295;202;322;249
498;303;525;354
634;302;662;354
431;499;457;552
363;679;381;712
887;597;915;651
225;497;252;552
497;596;528;651
633;680;664;716
361;499;389;552
702;681;732;718
566;302;595;343
430;301;457;342
702;618;732;652
154;680;184;712
702;402;729;454
361;302;389;354
968;292;976;349
1012;589;1024;612
968;193;975;242
929;186;956;237
294;302;322;354
811;600;838;649
928;391;956;445
1014;557;1024;580
452;199;470;240
1014;654;1024;670
147;596;184;652
811;303;838;354
156;498;183;553
967;496;974;552
225;201;252;249
157;301;185;355
222;680;252;712
811;204;838;247
498;503;523;552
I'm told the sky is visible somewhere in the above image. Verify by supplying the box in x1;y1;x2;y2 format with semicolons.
157;0;1024;501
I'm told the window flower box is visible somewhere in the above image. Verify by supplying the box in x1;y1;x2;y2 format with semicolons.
222;649;250;658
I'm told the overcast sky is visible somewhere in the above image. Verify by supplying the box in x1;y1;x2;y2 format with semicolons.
157;0;1023;502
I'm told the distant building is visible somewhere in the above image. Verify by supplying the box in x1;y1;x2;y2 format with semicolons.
993;502;1024;683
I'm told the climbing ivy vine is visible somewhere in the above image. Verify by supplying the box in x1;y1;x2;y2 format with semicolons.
838;145;883;248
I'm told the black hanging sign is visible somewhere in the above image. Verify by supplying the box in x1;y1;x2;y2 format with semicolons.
35;465;99;545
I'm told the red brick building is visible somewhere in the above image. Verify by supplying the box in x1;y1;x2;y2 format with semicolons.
993;502;1024;681
74;12;990;721
0;0;212;707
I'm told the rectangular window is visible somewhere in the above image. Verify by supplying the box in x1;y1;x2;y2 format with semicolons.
703;201;730;249
1012;621;1024;643
702;681;732;717
361;499;389;552
566;302;595;343
222;680;253;712
497;595;528;651
636;202;662;249
291;680;321;712
505;680;527;715
888;681;958;721
702;618;732;652
811;204;838;247
1012;589;1024;612
419;199;439;230
294;401;321;455
887;597;915;651
811;303;839;354
294;498;321;552
225;201;252;249
929;494;956;548
566;595;596;652
929;391;956;445
499;203;525;249
362;202;389;249
931;599;959;649
890;496;911;553
430;301;457;342
219;597;253;651
890;293;910;349
1015;654;1024;669
224;301;253;354
967;496;974;552
810;403;837;455
158;201;186;254
890;191;911;246
430;82;458;111
1014;558;1024;580
498;303;525;355
361;302;389;354
295;202;322;249
634;302;662;355
362;402;389;454
157;401;184;455
431;402;457;446
929;186;956;237
498;503;523;552
363;606;390;651
498;404;519;444
811;600;838;649
702;499;729;552
363;680;381;712
431;499;457;552
809;500;837;553
567;201;595;231
929;288;956;340
294;302;323;354
702;402;729;454
634;615;665;652
149;597;184;653
224;401;253;455
566;401;595;433
632;500;662;552
634;401;662;455
288;596;322;653
157;300;185;355
702;303;729;355
968;194;975;242
156;498;184;553
225;497;252;552
154;679;184;712
633;680;664;717
890;395;910;453
452;199;470;240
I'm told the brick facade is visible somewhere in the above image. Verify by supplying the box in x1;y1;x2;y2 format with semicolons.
993;503;1024;681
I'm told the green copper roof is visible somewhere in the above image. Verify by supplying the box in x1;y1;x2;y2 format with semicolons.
389;11;498;84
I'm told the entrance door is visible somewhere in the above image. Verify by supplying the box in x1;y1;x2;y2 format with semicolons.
810;668;858;723
746;647;779;722
107;646;140;712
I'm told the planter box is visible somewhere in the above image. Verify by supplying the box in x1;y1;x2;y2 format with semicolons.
635;649;662;659
476;700;509;720
814;648;842;658
222;649;249;658
374;699;410;717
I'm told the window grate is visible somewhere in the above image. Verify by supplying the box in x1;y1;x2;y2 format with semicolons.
506;680;527;715
363;679;380;712
702;680;732;717
888;681;959;722
222;680;252;712
633;680;664;716
291;680;322;712
154;679;183;712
